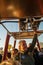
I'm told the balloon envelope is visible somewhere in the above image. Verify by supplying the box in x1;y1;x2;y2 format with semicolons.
0;0;43;19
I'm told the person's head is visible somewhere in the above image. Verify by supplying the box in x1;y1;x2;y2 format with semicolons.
7;52;11;59
12;48;18;56
18;40;27;52
14;49;18;55
0;54;2;63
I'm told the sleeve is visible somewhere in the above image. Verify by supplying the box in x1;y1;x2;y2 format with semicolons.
28;34;37;52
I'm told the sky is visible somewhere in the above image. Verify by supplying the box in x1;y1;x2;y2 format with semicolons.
0;20;43;50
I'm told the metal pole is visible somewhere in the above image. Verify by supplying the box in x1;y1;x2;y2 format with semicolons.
3;34;10;60
14;40;16;48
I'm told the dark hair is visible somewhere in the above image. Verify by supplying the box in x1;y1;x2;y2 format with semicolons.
14;49;18;51
7;52;11;58
0;54;2;63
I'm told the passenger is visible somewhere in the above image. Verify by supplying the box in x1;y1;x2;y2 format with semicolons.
11;48;18;60
6;52;13;63
11;48;22;65
15;34;37;65
1;52;12;64
0;52;21;65
0;54;2;63
7;52;11;59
